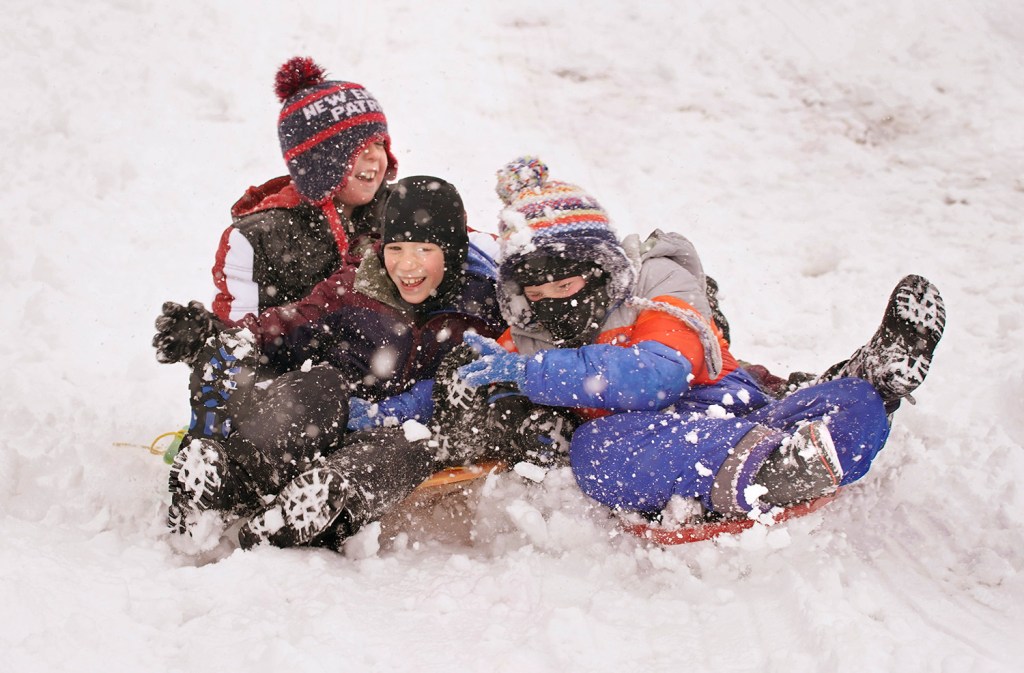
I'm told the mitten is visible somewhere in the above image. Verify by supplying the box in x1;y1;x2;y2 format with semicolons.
458;333;528;389
153;300;223;365
346;397;377;432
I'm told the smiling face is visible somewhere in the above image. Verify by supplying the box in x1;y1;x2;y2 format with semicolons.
383;242;446;305
333;140;389;214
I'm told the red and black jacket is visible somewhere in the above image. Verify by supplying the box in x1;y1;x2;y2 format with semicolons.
211;176;390;323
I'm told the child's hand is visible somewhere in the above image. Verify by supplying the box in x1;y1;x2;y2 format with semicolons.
346;397;378;432
153;301;222;365
458;333;528;388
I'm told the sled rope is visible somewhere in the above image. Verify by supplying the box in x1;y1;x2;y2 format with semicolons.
112;429;186;457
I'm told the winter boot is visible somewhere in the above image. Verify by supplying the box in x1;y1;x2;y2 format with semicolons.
755;421;843;508
167;437;254;534
487;397;579;466
237;466;351;549
186;328;258;441
237;428;438;550
168;438;234;532
820;274;945;413
431;343;498;463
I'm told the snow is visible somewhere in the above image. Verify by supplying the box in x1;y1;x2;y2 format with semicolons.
3;0;1023;671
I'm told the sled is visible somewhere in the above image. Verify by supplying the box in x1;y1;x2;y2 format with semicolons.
378;461;507;546
414;460;507;490
621;490;840;545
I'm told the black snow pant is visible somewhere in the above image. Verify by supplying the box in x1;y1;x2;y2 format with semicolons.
313;427;441;546
190;363;353;507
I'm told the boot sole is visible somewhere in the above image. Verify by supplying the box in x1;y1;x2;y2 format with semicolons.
891;274;946;346
169;439;230;512
243;468;349;548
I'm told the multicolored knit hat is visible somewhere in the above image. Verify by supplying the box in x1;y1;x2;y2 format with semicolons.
494;156;637;330
275;57;398;205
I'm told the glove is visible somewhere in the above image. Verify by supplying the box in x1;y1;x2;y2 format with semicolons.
346;397;378;432
457;333;528;389
152;301;222;365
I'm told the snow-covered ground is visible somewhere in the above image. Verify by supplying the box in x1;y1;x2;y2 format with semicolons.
3;1;1023;670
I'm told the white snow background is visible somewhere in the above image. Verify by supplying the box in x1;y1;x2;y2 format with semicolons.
3;1;1023;671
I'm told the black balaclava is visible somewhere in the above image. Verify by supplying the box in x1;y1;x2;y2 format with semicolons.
512;256;611;347
380;176;469;313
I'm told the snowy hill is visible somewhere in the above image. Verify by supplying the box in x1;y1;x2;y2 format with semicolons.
2;1;1022;671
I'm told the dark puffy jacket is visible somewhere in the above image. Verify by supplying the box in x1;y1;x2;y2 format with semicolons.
235;250;504;401
211;176;390;322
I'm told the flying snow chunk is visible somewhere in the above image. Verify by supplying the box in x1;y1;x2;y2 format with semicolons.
343;521;382;559
300;359;313;373
744;483;769;511
513;461;547;483
705;404;729;419
402;420;433;442
371;346;399;379
584;375;608;397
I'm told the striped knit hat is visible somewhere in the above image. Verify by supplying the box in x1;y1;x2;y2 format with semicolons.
275;57;398;205
494;156;636;330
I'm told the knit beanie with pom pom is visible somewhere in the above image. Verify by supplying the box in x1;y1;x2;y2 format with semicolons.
493;156;637;330
275;56;398;204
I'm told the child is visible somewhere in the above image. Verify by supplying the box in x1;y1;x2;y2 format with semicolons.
154;176;505;538
211;56;399;322
455;157;945;519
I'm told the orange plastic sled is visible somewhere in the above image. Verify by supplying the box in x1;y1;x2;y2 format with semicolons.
414;460;507;491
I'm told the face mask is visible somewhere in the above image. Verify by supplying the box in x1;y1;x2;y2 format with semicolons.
530;278;610;346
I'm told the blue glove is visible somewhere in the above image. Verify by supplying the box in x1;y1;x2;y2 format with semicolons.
346;396;378;432
458;333;529;389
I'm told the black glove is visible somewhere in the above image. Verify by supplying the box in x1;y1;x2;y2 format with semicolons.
152;300;223;365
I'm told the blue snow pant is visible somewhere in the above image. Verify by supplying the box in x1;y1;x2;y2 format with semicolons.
569;370;891;515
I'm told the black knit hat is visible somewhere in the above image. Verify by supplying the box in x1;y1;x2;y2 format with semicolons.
275;57;398;204
381;176;469;311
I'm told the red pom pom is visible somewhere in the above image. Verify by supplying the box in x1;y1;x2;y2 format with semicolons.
274;57;326;102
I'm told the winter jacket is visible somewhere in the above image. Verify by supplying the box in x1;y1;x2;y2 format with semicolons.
499;229;739;418
211;176;390;323
235;243;504;403
211;176;502;324
493;229;889;518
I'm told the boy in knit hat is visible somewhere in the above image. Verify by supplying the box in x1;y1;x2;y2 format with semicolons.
454;157;946;520
211;56;399;323
155;177;506;545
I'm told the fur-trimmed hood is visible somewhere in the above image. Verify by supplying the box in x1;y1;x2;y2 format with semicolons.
506;229;724;380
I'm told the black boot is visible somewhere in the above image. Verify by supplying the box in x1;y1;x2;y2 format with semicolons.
755;422;843;507
237;428;439;550
237;465;351;548
819;274;945;413
167;437;260;534
430;343;500;463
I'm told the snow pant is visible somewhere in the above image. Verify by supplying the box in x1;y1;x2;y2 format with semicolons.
202;364;353;501
312;427;441;546
569;374;890;516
